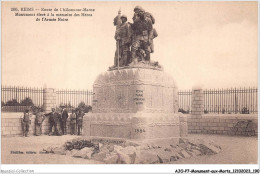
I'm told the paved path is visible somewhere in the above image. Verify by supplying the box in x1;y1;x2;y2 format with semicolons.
1;134;258;164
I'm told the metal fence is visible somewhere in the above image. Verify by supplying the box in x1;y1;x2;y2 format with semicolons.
1;86;93;112
204;88;258;114
178;90;192;113
178;87;258;114
1;85;44;107
56;89;94;108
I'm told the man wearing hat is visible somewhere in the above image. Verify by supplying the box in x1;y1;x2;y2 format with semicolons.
115;14;132;66
60;105;68;135
45;107;61;136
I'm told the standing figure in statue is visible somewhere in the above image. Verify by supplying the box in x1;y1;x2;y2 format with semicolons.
131;8;153;64
113;9;122;67
115;15;132;67
132;6;157;56
35;108;45;136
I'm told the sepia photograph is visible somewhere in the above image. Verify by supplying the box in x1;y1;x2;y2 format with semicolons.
1;0;259;173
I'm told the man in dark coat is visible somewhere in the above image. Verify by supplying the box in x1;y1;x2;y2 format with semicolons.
45;107;61;136
60;106;68;135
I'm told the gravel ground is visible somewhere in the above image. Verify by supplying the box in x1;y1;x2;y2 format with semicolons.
1;135;102;164
172;134;258;164
1;134;258;164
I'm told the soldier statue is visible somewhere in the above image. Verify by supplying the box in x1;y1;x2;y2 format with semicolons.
113;10;132;67
113;9;122;67
115;15;132;66
133;6;157;54
110;6;159;68
131;7;153;64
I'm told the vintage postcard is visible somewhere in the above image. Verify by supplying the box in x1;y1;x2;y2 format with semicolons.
1;1;259;173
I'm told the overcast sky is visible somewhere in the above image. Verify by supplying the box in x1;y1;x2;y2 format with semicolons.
2;1;258;90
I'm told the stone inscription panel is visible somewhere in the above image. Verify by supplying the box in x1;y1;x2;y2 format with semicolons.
134;90;145;105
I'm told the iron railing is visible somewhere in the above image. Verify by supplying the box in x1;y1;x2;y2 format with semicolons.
56;89;93;108
1;86;44;111
1;86;93;112
178;90;192;113
178;87;258;114
203;88;258;114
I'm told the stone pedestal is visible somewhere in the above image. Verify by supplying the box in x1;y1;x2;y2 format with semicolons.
83;67;187;141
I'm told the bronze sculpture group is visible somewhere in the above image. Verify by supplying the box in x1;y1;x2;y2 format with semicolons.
112;6;158;68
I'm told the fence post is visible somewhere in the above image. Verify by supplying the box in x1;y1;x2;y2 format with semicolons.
191;86;204;118
43;86;56;113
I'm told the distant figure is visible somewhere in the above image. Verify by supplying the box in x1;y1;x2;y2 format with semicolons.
60;105;69;135
21;109;32;137
35;108;45;136
70;109;77;135
77;110;84;135
45;107;61;136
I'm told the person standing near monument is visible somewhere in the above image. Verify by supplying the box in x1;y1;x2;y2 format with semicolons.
35;108;45;136
60;105;68;135
21;109;32;137
70;109;77;135
45;107;61;136
131;8;153;64
76;109;84;135
115;15;132;66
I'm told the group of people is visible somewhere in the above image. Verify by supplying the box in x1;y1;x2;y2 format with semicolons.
21;106;85;137
113;5;158;67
